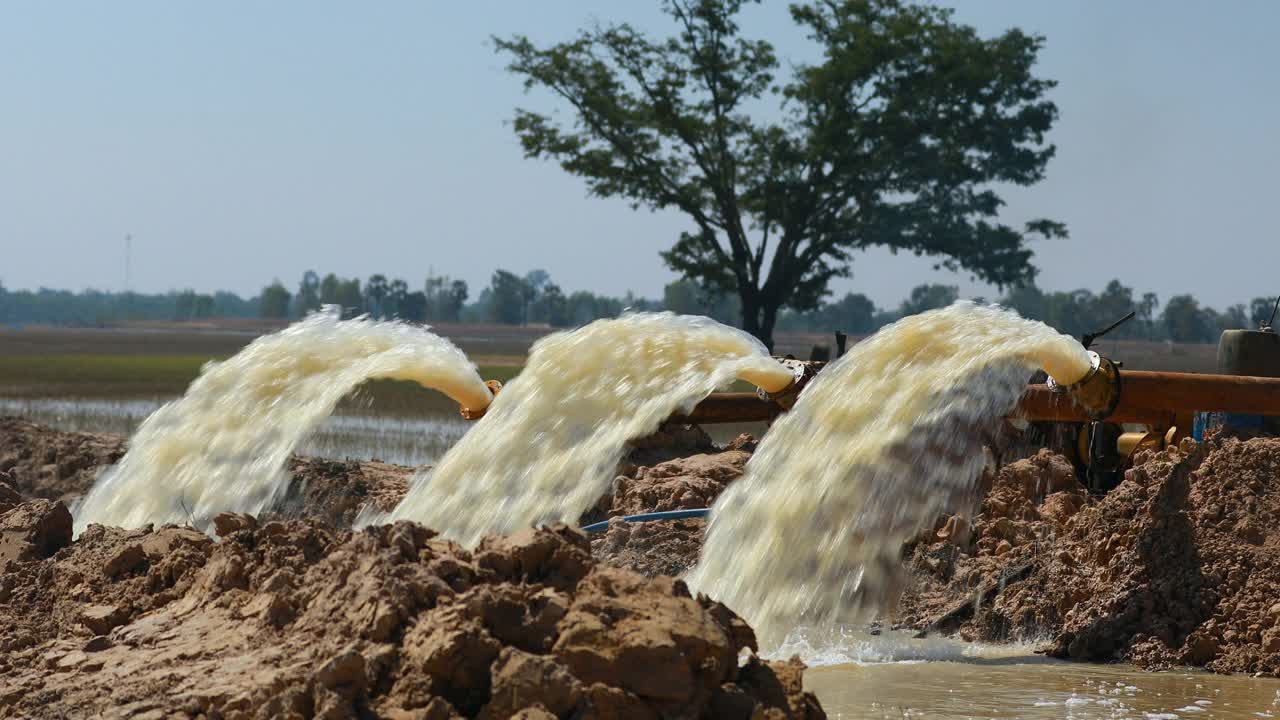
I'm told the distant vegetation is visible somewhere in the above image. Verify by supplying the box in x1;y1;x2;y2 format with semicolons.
2;274;1274;346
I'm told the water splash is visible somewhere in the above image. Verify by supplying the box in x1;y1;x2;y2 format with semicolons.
686;302;1092;642
74;308;489;533
385;312;794;548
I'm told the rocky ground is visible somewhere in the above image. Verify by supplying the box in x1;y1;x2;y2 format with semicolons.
596;426;1280;678
898;434;1280;676
0;418;823;719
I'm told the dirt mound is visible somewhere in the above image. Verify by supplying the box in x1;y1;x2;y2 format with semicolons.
0;418;414;526
0;507;824;718
282;457;413;527
591;519;706;579
903;437;1280;675
611;442;752;518
589;433;756;576
0;417;125;501
896;449;1089;633
0;475;74;567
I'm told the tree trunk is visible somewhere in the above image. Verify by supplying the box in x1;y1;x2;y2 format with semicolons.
739;287;776;353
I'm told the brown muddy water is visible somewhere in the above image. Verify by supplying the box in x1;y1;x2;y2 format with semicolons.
809;656;1280;718
6;397;1280;717
761;626;1280;718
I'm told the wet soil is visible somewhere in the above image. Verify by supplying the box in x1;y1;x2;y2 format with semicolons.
0;417;125;502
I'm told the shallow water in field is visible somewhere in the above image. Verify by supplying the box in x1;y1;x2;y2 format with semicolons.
0;396;470;468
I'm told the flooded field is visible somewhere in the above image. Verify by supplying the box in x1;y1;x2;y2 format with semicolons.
0;396;470;467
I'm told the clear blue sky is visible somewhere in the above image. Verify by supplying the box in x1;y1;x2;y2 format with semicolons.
2;1;1277;311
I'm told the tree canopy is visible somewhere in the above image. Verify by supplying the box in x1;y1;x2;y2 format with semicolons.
497;0;1064;348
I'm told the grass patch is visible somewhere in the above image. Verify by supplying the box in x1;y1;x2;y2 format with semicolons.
0;353;526;404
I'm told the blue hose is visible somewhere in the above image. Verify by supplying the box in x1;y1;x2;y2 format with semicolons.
581;508;710;533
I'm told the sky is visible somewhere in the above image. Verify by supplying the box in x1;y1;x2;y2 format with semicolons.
2;1;1277;312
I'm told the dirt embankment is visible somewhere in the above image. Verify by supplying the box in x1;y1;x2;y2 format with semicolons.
0;420;824;718
1;490;823;718
589;431;757;579
0;416;414;528
0;417;125;501
903;436;1280;675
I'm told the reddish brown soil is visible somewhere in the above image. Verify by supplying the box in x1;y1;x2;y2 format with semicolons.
901;436;1280;676
896;449;1086;634
0;421;825;718
282;457;413;528
0;489;823;718
0;416;413;528
588;431;757;578
0;417;125;501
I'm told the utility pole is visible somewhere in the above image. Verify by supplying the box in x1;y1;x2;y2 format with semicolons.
124;234;132;292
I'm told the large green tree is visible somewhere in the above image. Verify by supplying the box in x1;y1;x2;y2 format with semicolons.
497;0;1064;348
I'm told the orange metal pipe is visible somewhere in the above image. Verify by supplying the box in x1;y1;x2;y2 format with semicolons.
671;393;783;424
1117;371;1280;417
674;371;1280;425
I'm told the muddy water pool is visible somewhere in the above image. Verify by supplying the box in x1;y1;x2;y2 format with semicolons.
801;636;1280;719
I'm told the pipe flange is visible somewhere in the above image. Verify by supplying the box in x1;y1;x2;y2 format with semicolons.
756;357;823;410
1047;352;1122;421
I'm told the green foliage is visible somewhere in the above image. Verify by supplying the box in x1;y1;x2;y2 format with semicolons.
497;0;1063;347
488;270;530;325
0;286;257;326
1252;296;1280;329
898;284;960;317
335;279;363;318
259;280;292;319
173;290;216;321
425;274;468;323
777;291;876;333
296;271;322;317
661;279;741;325
364;274;389;319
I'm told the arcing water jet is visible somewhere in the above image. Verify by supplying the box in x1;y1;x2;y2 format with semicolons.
686;302;1094;642
385;312;795;548
74;308;490;533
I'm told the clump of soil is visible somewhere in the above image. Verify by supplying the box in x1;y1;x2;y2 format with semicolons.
0;417;125;501
0;497;824;718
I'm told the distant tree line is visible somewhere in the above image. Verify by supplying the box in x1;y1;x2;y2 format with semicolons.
777;279;1278;344
0;281;257;326
257;269;662;327
2;275;1274;346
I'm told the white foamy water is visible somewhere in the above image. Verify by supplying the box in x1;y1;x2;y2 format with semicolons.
385;312;795;548
74;309;490;533
687;302;1092;643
